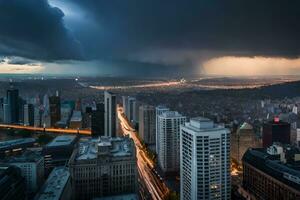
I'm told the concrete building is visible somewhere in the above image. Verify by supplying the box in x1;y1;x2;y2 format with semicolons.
69;110;82;129
4;150;44;194
263;117;291;148
127;97;136;123
94;194;138;200
157;111;186;174
68;136;137;200
49;95;61;127
7;88;19;124
180;117;231;200
155;105;169;154
104;91;117;137
91;103;105;136
42;135;78;176
122;96;129;118
35;167;71;200
0;138;36;158
0;165;26;200
231;122;261;165
242;145;300;200
139;105;156;147
24;103;35;126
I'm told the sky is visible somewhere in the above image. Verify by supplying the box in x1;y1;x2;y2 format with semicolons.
0;0;299;77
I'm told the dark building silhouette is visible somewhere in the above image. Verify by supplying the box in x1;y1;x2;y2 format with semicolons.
242;147;300;200
91;103;105;136
49;95;61;127
0;165;26;200
263;117;290;148
24;104;34;126
7;89;19;124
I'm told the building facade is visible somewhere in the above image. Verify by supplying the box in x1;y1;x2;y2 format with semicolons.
35;167;71;200
242;147;300;200
104;91;117;137
91;103;105;136
155;105;169;154
263;118;290;148
49;95;61;127
157;111;186;174
68;136;137;200
180;117;231;200
139;105;156;146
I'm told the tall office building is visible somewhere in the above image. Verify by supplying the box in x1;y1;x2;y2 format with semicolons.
68;136;137;200
180;117;231;200
128;97;136;122
7;88;19;124
3;102;11;124
91;103;105;136
231;122;261;164
263;117;290;148
49;94;61;127
139;105;156;146
104;91;117;137
155;105;169;153
122;96;129;117
157;111;186;174
24;104;34;126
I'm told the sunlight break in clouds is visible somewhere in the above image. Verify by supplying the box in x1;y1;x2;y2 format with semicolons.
0;58;44;74
203;57;300;76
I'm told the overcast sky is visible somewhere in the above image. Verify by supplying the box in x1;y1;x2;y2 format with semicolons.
0;0;299;76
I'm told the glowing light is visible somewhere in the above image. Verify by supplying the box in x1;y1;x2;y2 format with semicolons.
203;56;300;76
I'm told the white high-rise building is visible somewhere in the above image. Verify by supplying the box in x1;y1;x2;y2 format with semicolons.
157;111;186;173
155;106;169;153
104;91;117;137
180;117;231;200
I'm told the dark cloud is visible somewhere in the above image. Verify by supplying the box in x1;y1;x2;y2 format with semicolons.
0;0;83;61
73;0;300;59
6;57;38;66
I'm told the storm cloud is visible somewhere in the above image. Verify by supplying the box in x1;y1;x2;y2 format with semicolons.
0;0;299;76
0;0;83;61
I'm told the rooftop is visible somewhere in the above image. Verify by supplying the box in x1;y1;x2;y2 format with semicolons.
47;135;77;147
5;150;42;163
159;111;184;118
35;167;70;200
243;148;300;191
76;136;134;161
70;111;82;122
93;194;138;200
0;138;36;150
182;117;227;133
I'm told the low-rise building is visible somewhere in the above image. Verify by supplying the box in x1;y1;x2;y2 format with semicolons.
242;145;300;200
69;136;137;200
3;150;44;194
42;135;78;176
34;167;71;200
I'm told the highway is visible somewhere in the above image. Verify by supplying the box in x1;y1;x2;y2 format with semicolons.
0;124;91;135
117;106;169;200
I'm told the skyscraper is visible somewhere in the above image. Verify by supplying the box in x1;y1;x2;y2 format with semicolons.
7;89;19;124
180;117;231;200
128;97;136;122
91;103;105;136
139;105;156;147
157;111;186;174
263;117;290;148
49;94;61;127
104;91;117;137
23;104;34;126
155;105;169;153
